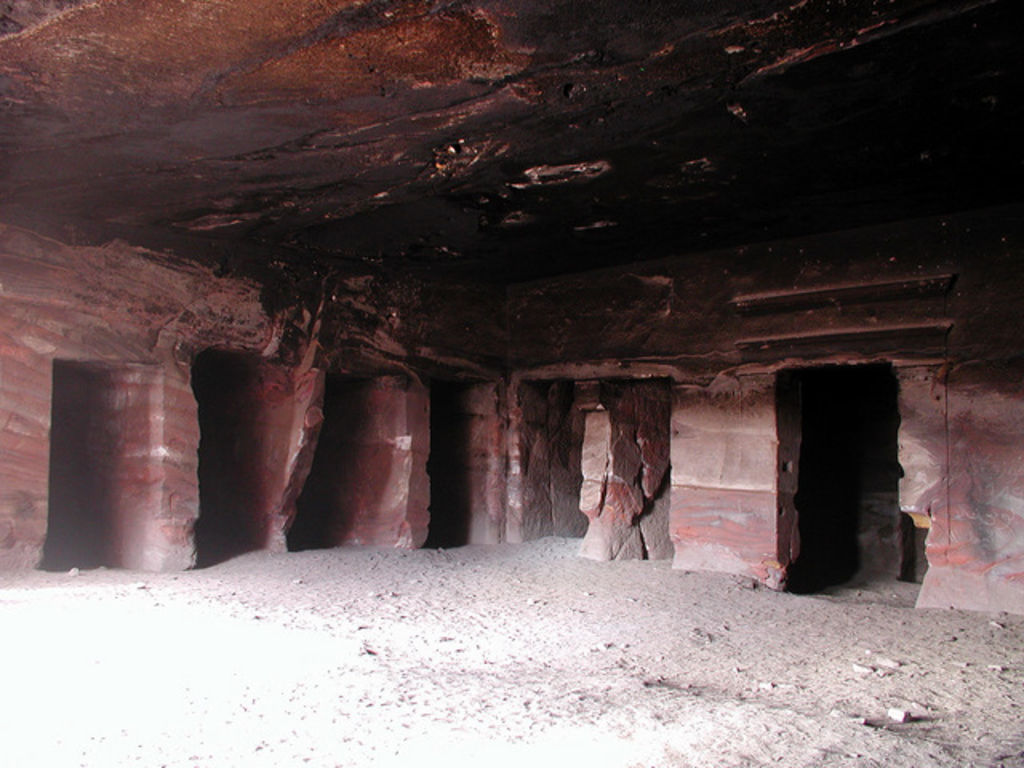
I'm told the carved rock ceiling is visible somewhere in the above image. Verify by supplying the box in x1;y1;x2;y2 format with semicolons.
1;0;1022;282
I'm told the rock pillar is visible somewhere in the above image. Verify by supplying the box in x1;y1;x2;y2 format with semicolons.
44;361;198;571
578;380;671;561
915;362;1024;614
669;375;790;587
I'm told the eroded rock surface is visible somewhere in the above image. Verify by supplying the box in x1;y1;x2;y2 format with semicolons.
579;380;671;561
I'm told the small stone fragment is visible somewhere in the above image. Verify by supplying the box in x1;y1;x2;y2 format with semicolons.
852;663;875;675
887;708;912;723
875;657;902;669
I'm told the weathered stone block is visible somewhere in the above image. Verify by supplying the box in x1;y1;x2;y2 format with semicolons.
669;377;784;585
579;380;671;561
916;363;1024;614
670;486;779;584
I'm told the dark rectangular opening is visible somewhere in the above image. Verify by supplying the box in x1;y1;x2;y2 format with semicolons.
192;350;273;567
786;363;905;593
43;361;159;571
425;381;476;548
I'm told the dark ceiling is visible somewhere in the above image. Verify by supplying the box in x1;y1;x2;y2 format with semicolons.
1;0;1022;283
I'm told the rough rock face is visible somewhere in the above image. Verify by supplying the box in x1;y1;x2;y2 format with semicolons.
0;1;1019;282
290;376;430;550
506;380;585;543
578;380;671;561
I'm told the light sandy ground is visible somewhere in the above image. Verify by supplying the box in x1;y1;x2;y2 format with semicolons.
1;537;1022;768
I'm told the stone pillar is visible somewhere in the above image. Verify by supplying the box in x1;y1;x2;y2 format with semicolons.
293;376;429;549
156;362;202;571
503;378;527;544
578;380;671;561
915;363;1024;614
275;368;326;547
0;343;51;569
895;365;946;589
669;375;788;587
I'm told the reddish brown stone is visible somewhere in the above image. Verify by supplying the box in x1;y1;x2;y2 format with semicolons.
506;380;584;543
292;377;429;550
669;376;786;587
0;225;273;570
579;380;671;561
192;352;325;565
917;363;1024;614
670;486;781;585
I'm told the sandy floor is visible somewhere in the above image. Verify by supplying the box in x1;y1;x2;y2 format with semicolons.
1;537;1022;768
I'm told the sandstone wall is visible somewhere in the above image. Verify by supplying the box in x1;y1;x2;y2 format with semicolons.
0;225;271;570
509;205;1024;613
915;362;1024;614
1;222;503;570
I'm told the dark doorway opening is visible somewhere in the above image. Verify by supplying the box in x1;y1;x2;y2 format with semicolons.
43;360;160;571
192;350;268;567
287;377;367;551
787;364;902;594
425;381;474;548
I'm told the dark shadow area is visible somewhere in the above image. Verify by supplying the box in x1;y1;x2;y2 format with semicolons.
43;361;160;570
899;511;929;583
425;381;473;548
43;361;114;570
192;350;267;567
788;364;901;594
287;377;368;551
548;381;587;538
